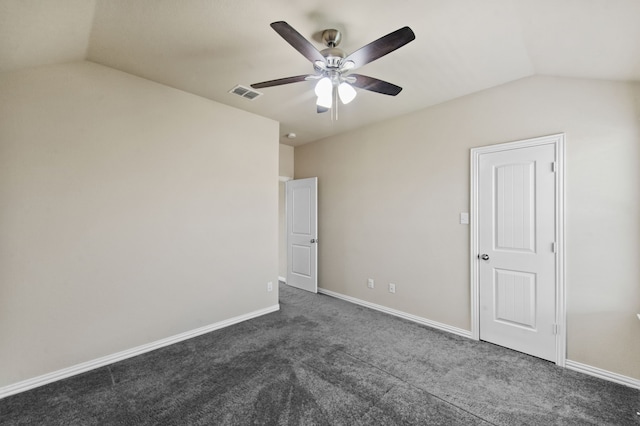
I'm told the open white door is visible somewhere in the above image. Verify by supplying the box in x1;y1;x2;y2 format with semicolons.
472;134;565;364
286;177;318;293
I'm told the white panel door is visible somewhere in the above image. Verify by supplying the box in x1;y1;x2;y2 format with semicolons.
479;144;557;361
286;177;317;293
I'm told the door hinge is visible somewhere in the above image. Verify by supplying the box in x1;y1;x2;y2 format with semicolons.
552;242;557;253
551;161;557;172
552;324;559;335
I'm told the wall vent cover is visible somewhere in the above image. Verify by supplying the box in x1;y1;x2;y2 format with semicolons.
229;85;263;100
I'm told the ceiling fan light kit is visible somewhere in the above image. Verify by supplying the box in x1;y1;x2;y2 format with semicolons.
251;21;415;120
338;82;357;104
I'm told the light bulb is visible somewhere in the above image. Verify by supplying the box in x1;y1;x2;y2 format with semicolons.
338;82;357;104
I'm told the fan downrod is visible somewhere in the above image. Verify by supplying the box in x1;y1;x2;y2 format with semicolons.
321;29;342;47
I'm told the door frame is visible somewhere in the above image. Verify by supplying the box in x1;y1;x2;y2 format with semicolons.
470;133;566;366
279;176;292;283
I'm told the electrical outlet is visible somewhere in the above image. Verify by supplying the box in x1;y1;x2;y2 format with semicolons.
267;281;273;292
367;278;374;289
389;283;396;294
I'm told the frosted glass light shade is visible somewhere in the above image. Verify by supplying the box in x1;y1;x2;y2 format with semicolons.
315;77;332;97
316;94;332;108
338;82;357;104
315;77;333;108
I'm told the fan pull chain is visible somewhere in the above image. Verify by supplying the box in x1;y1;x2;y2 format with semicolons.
332;84;339;121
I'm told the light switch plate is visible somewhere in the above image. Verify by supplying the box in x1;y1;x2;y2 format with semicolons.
460;212;469;225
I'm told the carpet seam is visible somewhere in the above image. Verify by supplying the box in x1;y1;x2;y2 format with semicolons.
351;384;399;425
335;348;499;426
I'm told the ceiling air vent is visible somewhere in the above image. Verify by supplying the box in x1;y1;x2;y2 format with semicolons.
229;84;263;100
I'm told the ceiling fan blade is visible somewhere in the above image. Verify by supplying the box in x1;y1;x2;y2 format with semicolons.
251;75;310;89
343;26;415;69
271;21;326;64
349;74;403;96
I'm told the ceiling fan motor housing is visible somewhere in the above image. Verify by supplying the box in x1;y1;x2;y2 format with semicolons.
321;47;345;68
321;29;345;68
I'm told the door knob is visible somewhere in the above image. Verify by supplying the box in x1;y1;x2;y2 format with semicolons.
310;238;318;243
480;254;490;261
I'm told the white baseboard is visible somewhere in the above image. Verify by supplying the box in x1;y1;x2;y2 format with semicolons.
318;288;473;339
0;304;280;400
565;359;640;390
5;295;637;400
318;288;640;390
278;276;286;283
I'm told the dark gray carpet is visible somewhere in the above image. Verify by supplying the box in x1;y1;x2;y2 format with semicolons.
1;284;639;425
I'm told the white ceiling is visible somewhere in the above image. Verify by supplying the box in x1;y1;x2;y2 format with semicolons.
2;0;640;146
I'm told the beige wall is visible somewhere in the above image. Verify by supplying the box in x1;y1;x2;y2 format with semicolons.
278;145;294;279
279;144;294;178
295;75;640;380
0;61;279;388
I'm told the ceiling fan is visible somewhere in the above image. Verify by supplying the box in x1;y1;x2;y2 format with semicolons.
251;21;415;118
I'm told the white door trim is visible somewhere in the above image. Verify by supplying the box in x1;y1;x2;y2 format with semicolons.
470;133;566;366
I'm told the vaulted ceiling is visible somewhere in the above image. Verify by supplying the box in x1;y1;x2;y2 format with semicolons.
2;0;639;146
